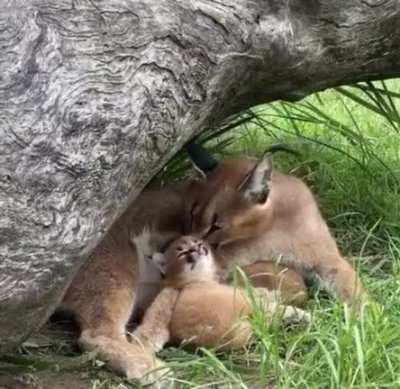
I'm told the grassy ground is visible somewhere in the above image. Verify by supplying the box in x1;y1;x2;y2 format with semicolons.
2;81;400;388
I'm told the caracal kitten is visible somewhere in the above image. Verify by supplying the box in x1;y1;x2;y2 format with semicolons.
133;235;310;352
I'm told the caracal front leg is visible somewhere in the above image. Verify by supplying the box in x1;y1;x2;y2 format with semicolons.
62;246;162;382
314;255;366;306
240;261;308;307
254;287;311;326
79;323;161;382
134;287;180;352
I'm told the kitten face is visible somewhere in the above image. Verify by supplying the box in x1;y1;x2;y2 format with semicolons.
162;236;217;284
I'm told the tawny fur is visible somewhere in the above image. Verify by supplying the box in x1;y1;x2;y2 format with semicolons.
60;185;185;381
134;236;310;352
238;261;308;307
59;152;359;379
130;227;172;320
185;157;366;305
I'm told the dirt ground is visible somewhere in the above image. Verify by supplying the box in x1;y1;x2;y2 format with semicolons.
0;371;92;389
0;318;129;389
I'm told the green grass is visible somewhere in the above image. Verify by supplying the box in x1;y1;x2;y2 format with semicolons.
156;81;400;388
2;81;400;388
161;80;400;388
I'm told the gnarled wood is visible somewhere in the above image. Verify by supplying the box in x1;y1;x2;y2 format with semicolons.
1;0;400;350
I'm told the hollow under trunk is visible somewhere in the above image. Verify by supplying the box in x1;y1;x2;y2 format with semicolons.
1;0;400;350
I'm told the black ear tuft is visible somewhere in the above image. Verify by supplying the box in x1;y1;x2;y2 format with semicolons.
186;142;218;176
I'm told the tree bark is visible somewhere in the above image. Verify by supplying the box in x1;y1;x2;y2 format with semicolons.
1;0;399;350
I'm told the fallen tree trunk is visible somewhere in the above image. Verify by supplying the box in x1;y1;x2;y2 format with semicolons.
1;0;400;350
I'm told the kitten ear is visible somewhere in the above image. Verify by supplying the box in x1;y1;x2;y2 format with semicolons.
152;252;167;275
239;154;273;204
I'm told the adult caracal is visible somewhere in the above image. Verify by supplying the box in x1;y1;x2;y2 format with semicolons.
184;153;366;305
59;146;360;381
60;176;305;381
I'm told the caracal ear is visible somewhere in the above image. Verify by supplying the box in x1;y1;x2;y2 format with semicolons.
186;142;218;179
130;226;150;247
191;161;207;180
130;227;152;254
239;154;273;204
